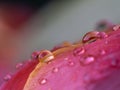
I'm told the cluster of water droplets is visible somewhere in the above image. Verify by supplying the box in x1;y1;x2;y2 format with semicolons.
73;46;95;65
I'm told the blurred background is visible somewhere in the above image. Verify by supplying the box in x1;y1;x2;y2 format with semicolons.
0;0;120;84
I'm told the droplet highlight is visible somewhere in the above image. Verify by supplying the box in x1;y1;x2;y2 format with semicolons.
37;50;54;63
64;57;69;61
80;56;95;65
39;78;47;85
68;61;75;66
4;74;11;81
31;51;40;59
52;67;59;73
113;25;120;31
16;63;23;69
100;50;106;55
73;47;85;56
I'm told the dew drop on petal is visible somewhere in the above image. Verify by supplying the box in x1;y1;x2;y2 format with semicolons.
31;51;40;59
82;31;99;43
98;32;108;38
100;50;106;55
52;67;59;73
16;63;23;69
4;74;11;81
73;47;85;56
38;50;54;63
39;51;49;59
39;78;47;85
82;31;108;43
64;57;69;61
80;56;95;65
68;61;75;66
113;25;120;31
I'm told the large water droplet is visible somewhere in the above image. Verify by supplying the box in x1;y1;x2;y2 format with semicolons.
39;50;54;63
82;31;108;43
31;50;53;62
113;25;120;31
39;78;47;85
4;74;11;81
52;67;59;73
16;63;23;69
73;47;85;56
39;51;49;59
80;56;95;65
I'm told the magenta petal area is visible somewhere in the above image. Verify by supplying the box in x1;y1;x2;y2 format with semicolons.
24;30;120;90
0;59;38;90
1;26;120;90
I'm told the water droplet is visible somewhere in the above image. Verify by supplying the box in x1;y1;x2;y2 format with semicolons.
82;31;108;43
68;61;75;66
31;50;53;62
98;32;108;38
38;50;54;63
52;67;59;73
113;25;120;31
4;74;11;81
100;50;106;55
44;55;54;63
80;56;95;65
16;63;23;69
73;47;85;56
39;78;47;85
31;51;40;59
64;57;69;61
39;50;49;59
